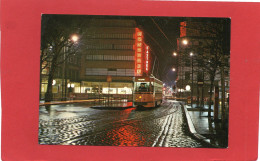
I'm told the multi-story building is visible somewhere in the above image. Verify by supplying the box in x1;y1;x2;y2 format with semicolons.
74;19;151;97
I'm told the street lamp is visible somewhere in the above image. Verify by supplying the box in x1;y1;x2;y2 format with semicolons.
185;85;191;91
182;39;188;45
71;34;79;42
190;52;194;107
173;52;177;56
172;68;176;72
62;34;80;101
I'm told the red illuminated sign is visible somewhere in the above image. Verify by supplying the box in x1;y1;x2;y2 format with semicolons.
135;28;143;76
145;44;149;73
180;21;187;38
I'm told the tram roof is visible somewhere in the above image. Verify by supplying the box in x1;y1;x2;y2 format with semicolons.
134;76;163;84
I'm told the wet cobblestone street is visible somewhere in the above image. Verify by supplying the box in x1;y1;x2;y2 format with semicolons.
39;100;206;147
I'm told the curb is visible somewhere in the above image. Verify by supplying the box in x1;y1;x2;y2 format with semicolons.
90;105;133;110
180;102;218;148
39;99;102;106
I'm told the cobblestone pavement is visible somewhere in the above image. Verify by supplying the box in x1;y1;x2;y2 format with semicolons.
39;100;207;147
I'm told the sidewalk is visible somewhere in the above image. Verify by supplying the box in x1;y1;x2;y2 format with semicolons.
39;99;102;106
182;103;217;146
186;105;215;135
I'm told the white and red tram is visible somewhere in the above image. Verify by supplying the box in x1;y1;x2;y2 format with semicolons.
133;76;163;108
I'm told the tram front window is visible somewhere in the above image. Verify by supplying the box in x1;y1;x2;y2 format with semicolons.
135;82;152;92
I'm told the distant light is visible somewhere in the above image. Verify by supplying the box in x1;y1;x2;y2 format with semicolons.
172;68;176;72
71;35;79;42
186;85;191;91
71;84;75;88
182;39;188;45
190;52;194;56
173;52;177;56
52;80;56;85
178;89;185;92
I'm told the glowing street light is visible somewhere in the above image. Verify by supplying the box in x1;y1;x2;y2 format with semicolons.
62;34;79;101
185;85;191;91
173;52;177;56
52;80;56;86
182;39;188;45
71;34;79;42
190;52;194;107
172;68;176;72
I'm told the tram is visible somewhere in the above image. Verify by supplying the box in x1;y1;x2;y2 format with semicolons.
133;75;163;108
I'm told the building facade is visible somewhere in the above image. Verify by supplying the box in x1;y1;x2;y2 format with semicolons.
78;19;150;96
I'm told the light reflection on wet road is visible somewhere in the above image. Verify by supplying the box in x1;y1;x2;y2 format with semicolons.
39;100;206;147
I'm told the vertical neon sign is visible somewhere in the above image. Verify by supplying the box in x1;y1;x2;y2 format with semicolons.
180;21;187;38
145;45;149;74
135;28;143;76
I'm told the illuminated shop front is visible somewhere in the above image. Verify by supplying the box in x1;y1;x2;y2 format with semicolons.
80;81;133;95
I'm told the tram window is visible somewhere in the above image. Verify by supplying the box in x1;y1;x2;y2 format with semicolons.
135;82;150;92
139;83;148;91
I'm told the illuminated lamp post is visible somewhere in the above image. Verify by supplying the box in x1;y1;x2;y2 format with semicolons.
182;39;188;45
62;34;79;101
190;52;194;107
185;85;191;91
181;39;188;99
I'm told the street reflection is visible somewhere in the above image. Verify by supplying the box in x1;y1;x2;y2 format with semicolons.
105;108;146;146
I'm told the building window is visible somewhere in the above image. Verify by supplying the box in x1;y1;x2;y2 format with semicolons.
86;68;134;76
90;33;134;39
86;55;134;61
93;55;103;60
86;55;92;60
185;71;190;80
197;71;203;82
185;59;191;67
114;44;133;50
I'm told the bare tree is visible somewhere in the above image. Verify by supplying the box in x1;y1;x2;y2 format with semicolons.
40;15;84;102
